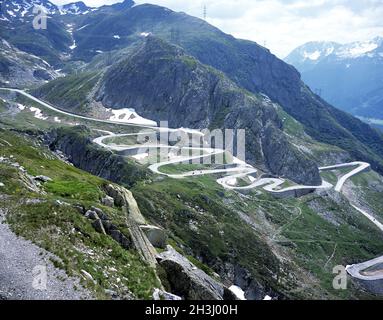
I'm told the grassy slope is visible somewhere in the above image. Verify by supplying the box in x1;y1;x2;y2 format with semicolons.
0;129;160;299
132;172;383;299
32;72;101;113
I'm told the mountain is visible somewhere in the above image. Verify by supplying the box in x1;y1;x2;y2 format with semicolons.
0;0;72;66
0;0;60;21
35;36;322;185
0;0;95;19
59;1;95;15
26;2;383;177
2;0;383;301
285;37;383;120
0;38;58;87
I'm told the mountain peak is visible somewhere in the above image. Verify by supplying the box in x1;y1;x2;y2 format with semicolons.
286;36;383;66
110;0;135;10
0;0;59;21
59;1;95;15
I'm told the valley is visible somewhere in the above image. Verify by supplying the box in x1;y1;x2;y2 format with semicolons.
0;0;383;302
1;86;383;299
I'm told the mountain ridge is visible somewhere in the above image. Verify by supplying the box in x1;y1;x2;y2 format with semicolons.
285;37;383;121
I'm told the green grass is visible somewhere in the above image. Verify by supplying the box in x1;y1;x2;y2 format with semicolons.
0;129;160;299
32;72;101;113
276;106;306;137
350;170;383;220
132;170;383;300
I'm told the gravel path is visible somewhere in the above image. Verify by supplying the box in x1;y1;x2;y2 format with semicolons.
0;209;93;300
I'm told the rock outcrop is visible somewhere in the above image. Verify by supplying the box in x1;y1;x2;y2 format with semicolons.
0;38;58;87
140;225;167;249
104;184;158;267
156;246;237;300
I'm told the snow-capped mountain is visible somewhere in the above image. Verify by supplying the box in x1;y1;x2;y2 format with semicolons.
0;0;96;21
285;37;383;72
336;37;383;59
285;37;383;120
284;41;341;72
59;1;96;15
0;0;59;21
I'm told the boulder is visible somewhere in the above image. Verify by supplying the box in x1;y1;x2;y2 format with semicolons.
73;204;86;215
34;175;52;183
104;184;126;207
81;270;95;283
153;288;182;301
90;207;109;220
85;210;99;220
157;246;226;300
104;184;146;224
101;196;114;207
109;230;132;250
92;219;106;235
140;225;167;249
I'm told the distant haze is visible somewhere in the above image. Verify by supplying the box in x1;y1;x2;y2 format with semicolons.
50;0;383;58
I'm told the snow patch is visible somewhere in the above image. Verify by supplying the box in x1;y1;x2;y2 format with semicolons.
17;103;26;111
30;107;48;120
337;41;378;58
178;127;204;136
229;285;246;300
7;10;16;17
69;40;77;50
303;50;321;61
113;35;120;39
108;108;157;126
140;32;151;37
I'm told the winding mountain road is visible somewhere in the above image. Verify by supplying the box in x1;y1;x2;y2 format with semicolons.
1;87;383;283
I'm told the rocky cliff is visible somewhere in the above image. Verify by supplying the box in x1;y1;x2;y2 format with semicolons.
94;38;321;185
0;38;58;87
46;126;148;188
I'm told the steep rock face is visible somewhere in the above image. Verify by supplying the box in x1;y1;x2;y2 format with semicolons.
95;37;321;185
183;34;383;175
45;126;148;188
157;246;236;300
0;39;58;87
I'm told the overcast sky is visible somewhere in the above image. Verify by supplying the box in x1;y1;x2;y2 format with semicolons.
50;0;383;58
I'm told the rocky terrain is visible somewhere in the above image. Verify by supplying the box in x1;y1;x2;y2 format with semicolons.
0;38;58;87
0;207;93;300
0;0;383;301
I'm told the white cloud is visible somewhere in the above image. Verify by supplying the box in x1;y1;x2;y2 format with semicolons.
51;0;383;58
